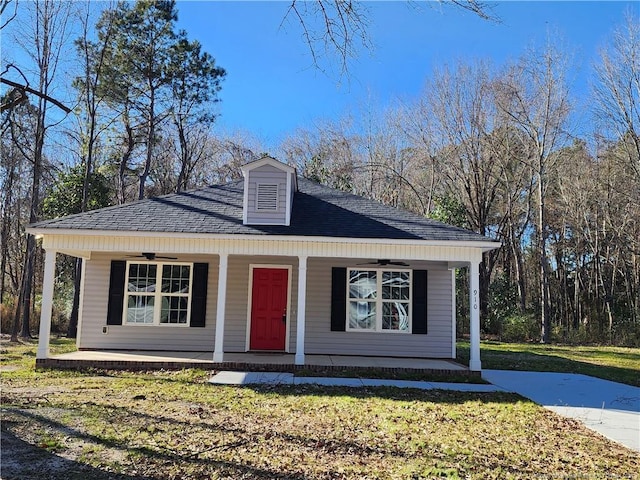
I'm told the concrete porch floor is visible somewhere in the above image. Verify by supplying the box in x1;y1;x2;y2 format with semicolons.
40;350;469;374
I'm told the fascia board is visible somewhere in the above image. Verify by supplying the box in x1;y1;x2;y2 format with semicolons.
27;227;501;251
240;156;295;175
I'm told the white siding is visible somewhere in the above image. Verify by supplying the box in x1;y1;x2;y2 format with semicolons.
78;253;218;351
303;258;454;358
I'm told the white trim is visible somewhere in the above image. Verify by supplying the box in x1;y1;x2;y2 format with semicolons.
246;264;292;352
295;255;307;365
346;267;412;334
122;261;193;327
28;228;500;250
76;258;87;350
213;253;228;362
37;249;57;359
242;175;249;225
285;172;292;226
240;156;296;175
469;261;481;371
451;268;456;359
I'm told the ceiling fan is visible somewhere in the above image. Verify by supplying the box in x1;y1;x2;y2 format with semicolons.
357;259;409;267
126;252;178;261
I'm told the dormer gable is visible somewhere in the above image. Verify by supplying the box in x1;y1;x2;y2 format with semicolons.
241;156;297;226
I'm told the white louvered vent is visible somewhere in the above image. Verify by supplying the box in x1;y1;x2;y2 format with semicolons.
256;183;278;211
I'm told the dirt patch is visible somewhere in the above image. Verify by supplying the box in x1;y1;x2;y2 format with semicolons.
0;365;20;372
0;427;140;480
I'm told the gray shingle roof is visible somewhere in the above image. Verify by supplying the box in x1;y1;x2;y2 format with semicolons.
30;178;495;243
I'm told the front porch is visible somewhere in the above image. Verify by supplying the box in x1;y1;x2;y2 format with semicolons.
36;350;474;376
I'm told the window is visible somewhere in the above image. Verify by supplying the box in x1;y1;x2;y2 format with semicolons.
347;268;411;333
256;183;279;211
124;262;192;326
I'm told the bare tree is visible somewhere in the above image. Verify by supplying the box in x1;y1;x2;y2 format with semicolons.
280;118;358;191
58;2;117;338
419;60;515;322
8;0;74;339
284;1;497;76
494;42;572;343
593;12;640;179
0;0;18;30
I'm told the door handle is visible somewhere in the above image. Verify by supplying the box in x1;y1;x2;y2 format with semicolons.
282;309;287;323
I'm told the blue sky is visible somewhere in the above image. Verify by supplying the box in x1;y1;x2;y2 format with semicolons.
173;1;638;148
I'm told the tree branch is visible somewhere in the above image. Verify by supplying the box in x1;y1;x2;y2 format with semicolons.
1;77;72;114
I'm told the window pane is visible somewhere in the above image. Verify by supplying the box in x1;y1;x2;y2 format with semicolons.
382;271;410;300
349;301;376;329
161;264;191;293
126;295;155;324
127;263;157;292
349;270;377;299
382;302;410;331
160;296;189;324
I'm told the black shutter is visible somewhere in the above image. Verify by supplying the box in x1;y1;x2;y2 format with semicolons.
330;267;347;331
106;260;126;326
190;262;209;327
412;270;428;334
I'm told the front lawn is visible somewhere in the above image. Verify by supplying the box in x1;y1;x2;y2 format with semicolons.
457;341;640;387
1;339;638;479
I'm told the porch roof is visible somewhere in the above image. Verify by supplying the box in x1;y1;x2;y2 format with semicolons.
29;177;497;244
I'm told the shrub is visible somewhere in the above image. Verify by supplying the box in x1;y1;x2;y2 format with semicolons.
486;274;520;335
499;313;539;343
1;299;16;334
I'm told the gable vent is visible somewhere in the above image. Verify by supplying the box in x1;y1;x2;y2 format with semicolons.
256;183;278;211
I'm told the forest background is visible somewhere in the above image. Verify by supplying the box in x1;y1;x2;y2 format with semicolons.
1;0;639;346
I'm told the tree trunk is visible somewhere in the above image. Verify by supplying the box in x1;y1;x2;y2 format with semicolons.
0;155;16;303
138;88;155;200
118;117;135;204
537;169;551;343
16;234;36;339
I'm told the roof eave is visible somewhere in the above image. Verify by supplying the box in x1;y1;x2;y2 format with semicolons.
26;227;501;251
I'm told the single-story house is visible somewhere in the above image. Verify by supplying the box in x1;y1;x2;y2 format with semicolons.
29;156;500;371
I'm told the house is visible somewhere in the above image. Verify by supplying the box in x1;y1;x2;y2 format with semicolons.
28;156;500;371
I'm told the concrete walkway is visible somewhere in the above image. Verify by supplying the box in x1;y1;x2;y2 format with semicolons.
209;371;503;392
482;370;640;452
210;369;640;452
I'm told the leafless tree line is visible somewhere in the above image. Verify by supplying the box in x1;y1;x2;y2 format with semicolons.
1;2;637;345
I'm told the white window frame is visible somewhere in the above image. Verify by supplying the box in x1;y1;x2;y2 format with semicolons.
256;183;279;211
123;261;193;327
346;267;412;334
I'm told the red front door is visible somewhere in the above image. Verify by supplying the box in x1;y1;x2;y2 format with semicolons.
250;268;288;351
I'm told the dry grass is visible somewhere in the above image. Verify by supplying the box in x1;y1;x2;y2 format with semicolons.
1;339;638;479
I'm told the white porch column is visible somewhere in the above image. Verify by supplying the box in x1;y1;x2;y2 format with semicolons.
294;255;308;365
213;253;228;363
469;260;481;372
451;268;457;359
76;258;87;349
37;249;57;359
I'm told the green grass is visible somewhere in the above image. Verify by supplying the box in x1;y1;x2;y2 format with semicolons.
0;337;77;376
457;341;640;386
1;339;638;479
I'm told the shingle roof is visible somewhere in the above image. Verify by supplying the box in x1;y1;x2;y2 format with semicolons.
29;178;495;243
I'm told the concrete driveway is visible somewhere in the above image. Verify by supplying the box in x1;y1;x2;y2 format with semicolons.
482;370;640;452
